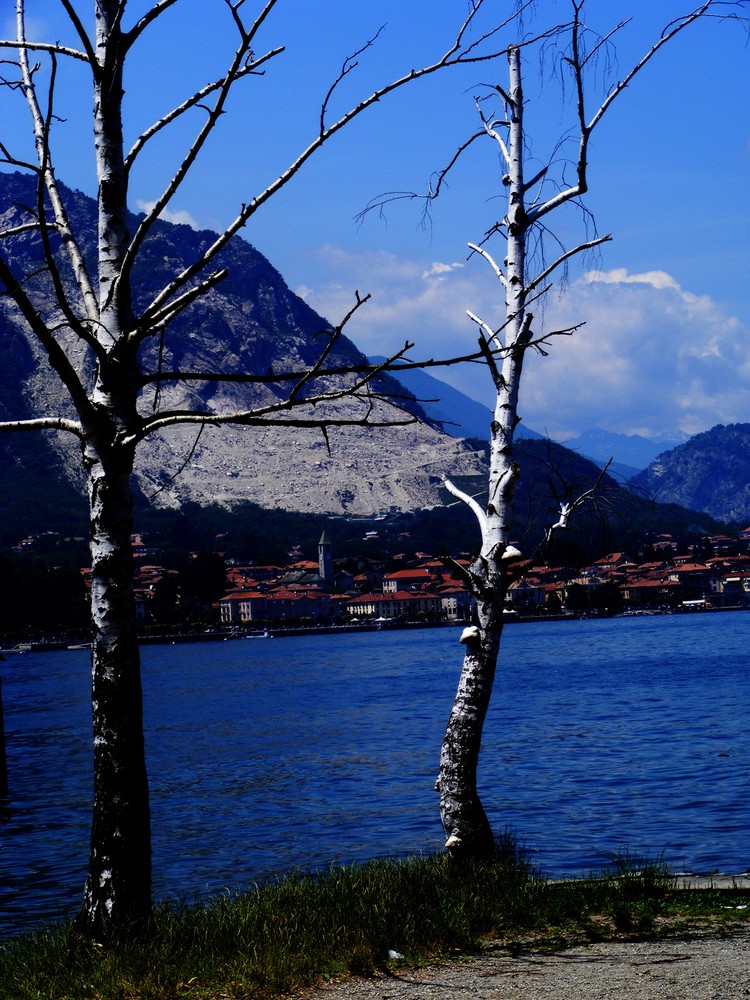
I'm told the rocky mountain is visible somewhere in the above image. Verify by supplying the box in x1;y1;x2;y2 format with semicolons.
0;171;484;528
630;423;750;525
0;172;734;551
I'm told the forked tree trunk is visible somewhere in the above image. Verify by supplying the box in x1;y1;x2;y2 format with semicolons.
74;3;151;937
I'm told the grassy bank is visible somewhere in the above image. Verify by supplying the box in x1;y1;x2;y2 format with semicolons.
2;844;748;1000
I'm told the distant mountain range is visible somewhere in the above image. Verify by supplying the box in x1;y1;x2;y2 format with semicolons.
368;358;548;446
368;358;493;441
561;428;690;478
372;358;750;529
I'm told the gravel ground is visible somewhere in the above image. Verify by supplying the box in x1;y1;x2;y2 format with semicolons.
293;925;750;999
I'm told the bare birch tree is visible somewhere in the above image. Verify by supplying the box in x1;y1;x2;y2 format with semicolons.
0;0;516;939
373;0;744;859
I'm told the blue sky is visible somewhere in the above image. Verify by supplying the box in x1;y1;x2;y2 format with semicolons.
3;1;749;440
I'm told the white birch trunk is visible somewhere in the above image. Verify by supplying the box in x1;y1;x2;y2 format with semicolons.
75;2;151;937
438;46;530;859
77;437;151;938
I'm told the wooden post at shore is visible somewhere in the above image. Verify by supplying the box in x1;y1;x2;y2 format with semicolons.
0;677;7;799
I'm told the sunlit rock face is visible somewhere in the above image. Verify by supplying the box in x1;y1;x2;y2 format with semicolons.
0;171;484;518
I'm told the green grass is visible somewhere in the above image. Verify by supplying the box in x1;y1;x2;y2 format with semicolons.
1;843;748;1000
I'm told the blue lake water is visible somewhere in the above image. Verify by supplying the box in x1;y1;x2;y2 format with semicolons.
1;612;749;937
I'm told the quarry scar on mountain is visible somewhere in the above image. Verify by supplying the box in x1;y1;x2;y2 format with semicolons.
0;174;486;516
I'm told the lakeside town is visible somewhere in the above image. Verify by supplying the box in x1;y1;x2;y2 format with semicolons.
5;522;750;653
138;525;750;629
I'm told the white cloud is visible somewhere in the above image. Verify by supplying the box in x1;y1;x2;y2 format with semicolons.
2;14;68;44
523;269;750;438
422;261;464;279
295;244;493;359
136;199;199;229
585;268;681;292
296;248;750;440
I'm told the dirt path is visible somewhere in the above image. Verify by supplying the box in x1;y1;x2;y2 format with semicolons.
293;925;750;999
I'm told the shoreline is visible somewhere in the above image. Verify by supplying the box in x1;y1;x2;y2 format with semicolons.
2;603;749;656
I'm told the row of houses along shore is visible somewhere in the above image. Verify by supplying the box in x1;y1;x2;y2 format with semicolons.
184;529;750;628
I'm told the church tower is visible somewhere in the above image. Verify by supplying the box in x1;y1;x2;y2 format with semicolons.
318;530;334;588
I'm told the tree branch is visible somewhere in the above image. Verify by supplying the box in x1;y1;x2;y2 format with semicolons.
118;0;286;314
116;37;263;315
476;330;504;388
133;284;420;438
0;38;88;62
467;242;507;287
123;48;284;174
123;0;182;49
443;476;489;539
354;19;574;234
355;131;486;231
527;1;723;227
132;268;229;341
0;219;40;238
125;399;418;448
143;422;206;501
133;313;584;391
59;0;98;70
526;233;612;294
587;2;714;133
467;309;501;348
0;415;83;437
32;56;103;353
138;292;416;391
286;291;372;403
319;24;386;136
0;252;93;419
543;459;612;545
14;4;99;326
134;2;518;329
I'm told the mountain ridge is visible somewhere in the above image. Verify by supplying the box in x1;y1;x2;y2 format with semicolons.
368;357;543;444
562;427;690;476
0;171;735;548
0;171;485;521
631;423;750;525
369;356;690;477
